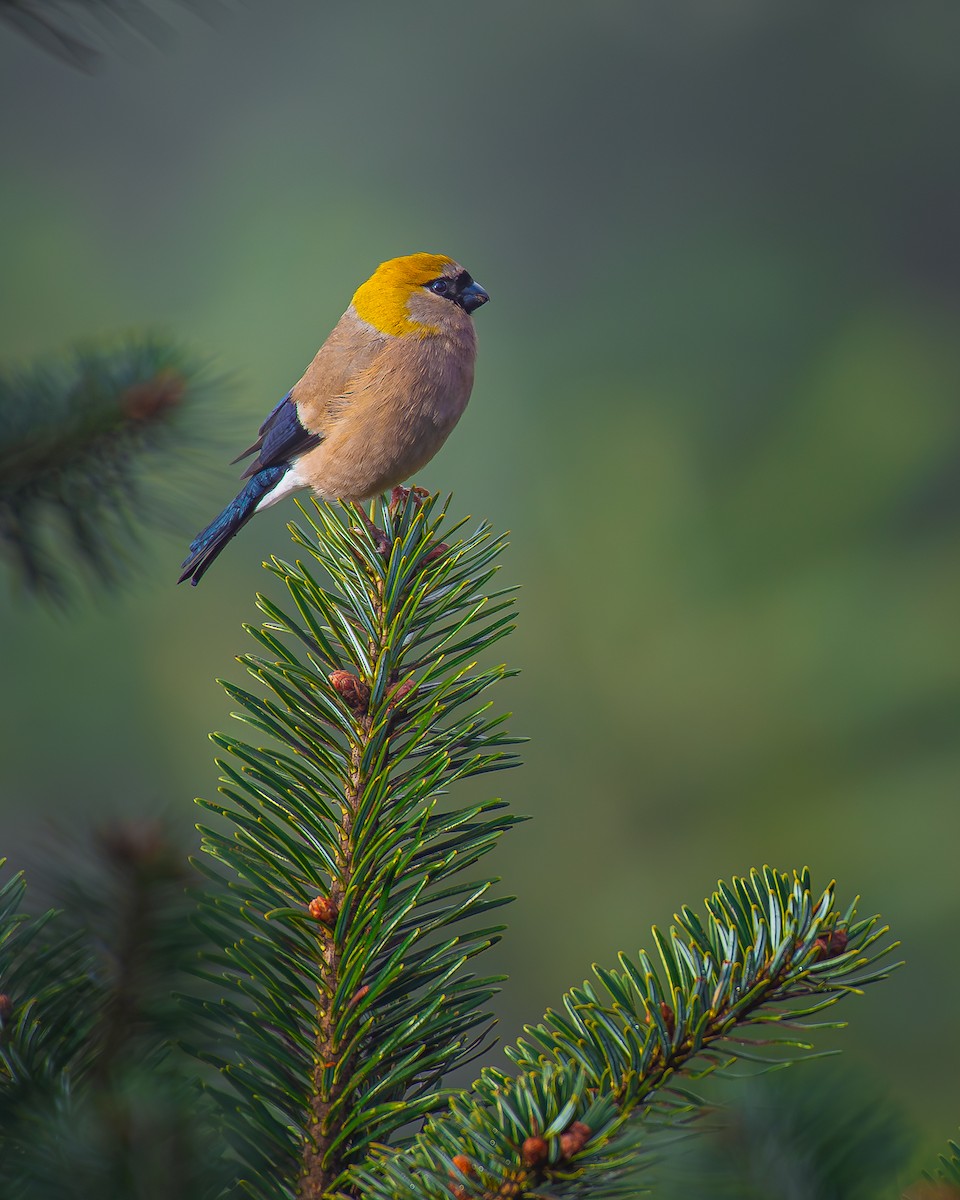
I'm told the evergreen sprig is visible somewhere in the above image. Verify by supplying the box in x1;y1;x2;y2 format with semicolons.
189;491;523;1199
355;868;897;1200
940;1142;960;1186
0;335;221;597
0;493;906;1199
0;862;99;1117
0;827;222;1198
915;1133;960;1197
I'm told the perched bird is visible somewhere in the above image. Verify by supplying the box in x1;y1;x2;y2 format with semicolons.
178;252;489;585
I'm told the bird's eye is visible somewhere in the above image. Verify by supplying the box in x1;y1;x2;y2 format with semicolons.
426;278;449;296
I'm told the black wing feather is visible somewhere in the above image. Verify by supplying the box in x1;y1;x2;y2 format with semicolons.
231;390;322;478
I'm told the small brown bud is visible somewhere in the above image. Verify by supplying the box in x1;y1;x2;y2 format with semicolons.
328;670;370;715
521;1135;548;1169
421;541;449;566
121;369;187;421
903;1185;960;1200
0;994;13;1021
449;1154;475;1198
810;928;850;962
390;679;416;706
308;896;338;925
825;928;849;956
98;819;177;872
347;985;369;1009
659;1001;675;1038
558;1120;591;1160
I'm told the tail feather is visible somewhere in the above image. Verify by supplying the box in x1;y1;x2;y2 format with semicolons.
178;466;287;586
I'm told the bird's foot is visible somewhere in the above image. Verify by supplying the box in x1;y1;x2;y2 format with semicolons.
388;486;447;564
350;502;392;556
388;485;431;515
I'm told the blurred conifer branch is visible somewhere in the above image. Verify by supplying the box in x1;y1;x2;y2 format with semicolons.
0;335;224;599
0;824;228;1198
650;1060;916;1199
908;1135;960;1199
0;0;219;70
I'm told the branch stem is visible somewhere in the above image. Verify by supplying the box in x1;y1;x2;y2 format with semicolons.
297;561;389;1199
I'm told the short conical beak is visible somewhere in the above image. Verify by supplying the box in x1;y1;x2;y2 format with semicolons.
458;280;490;315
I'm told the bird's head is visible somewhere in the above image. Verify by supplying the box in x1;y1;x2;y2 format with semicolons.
352;253;489;338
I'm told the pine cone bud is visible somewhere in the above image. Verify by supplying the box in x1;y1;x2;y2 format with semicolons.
448;1154;475;1198
903;1184;960;1200
812;928;849;961
421;541;449;566
521;1136;548;1169
0;994;13;1021
308;896;338;925
558;1120;591;1160
328;671;370;715
121;369;187;420
390;679;416;706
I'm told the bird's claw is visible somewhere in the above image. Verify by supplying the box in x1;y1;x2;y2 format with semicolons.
389;485;431;515
350;502;392;556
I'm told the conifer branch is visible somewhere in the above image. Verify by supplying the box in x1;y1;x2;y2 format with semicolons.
0;863;99;1115
190;490;522;1199
0;828;221;1198
355;868;897;1199
909;1134;960;1199
0;493;907;1199
0;0;219;70
0;335;223;598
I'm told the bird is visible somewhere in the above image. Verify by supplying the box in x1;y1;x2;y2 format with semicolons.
178;252;489;585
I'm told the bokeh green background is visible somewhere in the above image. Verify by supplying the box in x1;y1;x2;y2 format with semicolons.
2;0;959;1176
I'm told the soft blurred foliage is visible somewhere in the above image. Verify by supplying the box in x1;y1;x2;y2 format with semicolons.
0;822;230;1198
0;0;214;71
0;335;223;598
654;1062;918;1199
1;0;958;1176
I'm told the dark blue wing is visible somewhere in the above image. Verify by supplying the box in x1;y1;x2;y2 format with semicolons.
231;390;323;478
178;465;288;586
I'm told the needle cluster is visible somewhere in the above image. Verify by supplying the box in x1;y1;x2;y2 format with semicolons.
189;492;522;1198
0;335;219;598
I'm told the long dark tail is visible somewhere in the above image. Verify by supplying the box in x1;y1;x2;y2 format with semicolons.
178;465;287;586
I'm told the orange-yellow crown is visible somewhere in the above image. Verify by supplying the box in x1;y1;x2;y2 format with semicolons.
352;253;455;337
